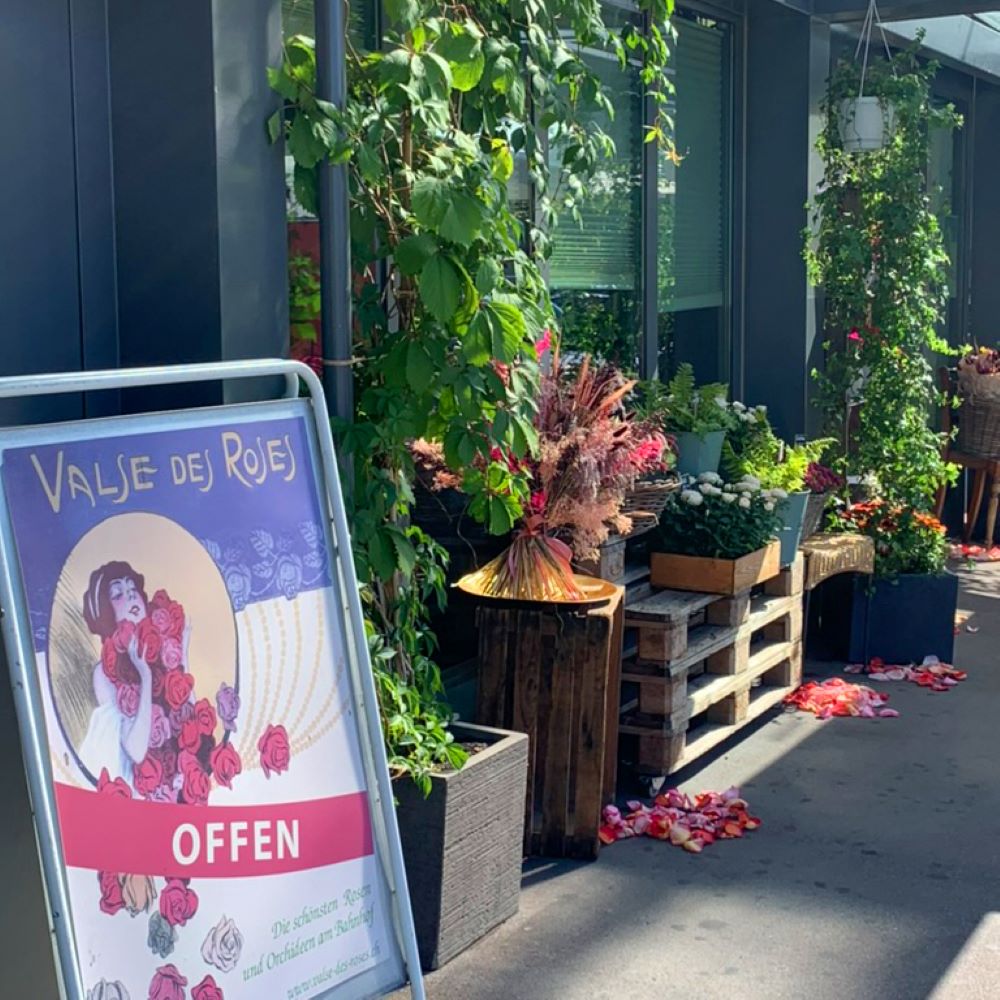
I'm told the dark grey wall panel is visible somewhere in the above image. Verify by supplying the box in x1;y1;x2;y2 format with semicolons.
0;0;85;427
744;4;829;440
213;0;289;405
108;0;222;413
970;82;1000;345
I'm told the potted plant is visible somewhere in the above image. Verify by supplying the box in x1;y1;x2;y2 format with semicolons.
833;501;957;663
637;364;734;478
722;406;834;565
460;352;671;601
802;461;844;539
649;472;784;593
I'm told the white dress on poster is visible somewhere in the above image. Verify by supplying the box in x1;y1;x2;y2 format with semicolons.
79;664;135;790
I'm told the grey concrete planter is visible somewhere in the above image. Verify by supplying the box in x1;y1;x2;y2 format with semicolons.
394;721;528;971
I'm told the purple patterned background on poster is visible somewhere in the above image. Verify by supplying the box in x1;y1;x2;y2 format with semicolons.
1;415;332;651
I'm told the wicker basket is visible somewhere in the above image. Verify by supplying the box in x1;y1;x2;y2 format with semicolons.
957;395;1000;459
622;477;679;521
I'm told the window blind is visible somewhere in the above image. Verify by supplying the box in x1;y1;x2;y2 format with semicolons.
660;18;728;313
547;55;643;292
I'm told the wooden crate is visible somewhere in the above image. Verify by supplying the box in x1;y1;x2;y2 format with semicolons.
649;539;781;594
620;555;803;776
476;587;624;859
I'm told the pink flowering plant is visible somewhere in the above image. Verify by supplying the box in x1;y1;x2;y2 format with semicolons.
653;472;783;560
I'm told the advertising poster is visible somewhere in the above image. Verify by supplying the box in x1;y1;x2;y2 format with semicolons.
0;403;403;1000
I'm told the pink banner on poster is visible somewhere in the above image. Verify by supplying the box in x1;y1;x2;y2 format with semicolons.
55;783;373;878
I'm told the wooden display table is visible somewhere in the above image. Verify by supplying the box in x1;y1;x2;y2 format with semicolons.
476;588;624;860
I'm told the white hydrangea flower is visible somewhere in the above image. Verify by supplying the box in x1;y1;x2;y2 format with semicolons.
740;412;755;423
713;396;729;409
731;401;746;412
680;490;704;506
697;471;723;485
739;496;751;510
764;501;775;511
756;404;767;413
721;492;737;503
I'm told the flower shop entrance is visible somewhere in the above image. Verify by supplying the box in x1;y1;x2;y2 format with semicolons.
393;559;1000;1000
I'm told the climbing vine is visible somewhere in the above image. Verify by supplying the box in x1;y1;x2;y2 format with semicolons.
805;41;961;508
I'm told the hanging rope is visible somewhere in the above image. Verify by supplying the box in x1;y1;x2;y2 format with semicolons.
853;0;897;99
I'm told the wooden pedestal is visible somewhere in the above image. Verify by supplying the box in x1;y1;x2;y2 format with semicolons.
476;588;624;859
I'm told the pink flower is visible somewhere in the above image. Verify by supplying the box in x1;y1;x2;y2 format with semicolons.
148;963;188;1000
133;754;164;798
98;870;125;915
180;759;211;806
258;724;291;778
847;328;864;345
535;328;553;358
164;669;194;710
149;704;171;750
192;975;224;1000
116;683;140;718
97;767;132;800
194;698;217;736
160;636;183;670
159;878;198;927
209;742;242;790
178;718;202;754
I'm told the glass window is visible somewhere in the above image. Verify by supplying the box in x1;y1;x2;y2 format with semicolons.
657;13;733;383
548;52;644;372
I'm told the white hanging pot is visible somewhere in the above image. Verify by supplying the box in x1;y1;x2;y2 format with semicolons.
838;96;896;152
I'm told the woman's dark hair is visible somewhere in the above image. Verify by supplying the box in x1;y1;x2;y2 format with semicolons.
82;561;147;639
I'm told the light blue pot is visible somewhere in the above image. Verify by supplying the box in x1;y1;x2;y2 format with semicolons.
777;490;810;566
674;430;726;478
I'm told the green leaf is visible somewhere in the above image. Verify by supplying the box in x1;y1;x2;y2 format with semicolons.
421;52;453;96
475;258;502;295
379;48;412;86
395;233;438;275
486;301;526;361
438;191;485;246
464;311;493;365
490;139;514;182
384;0;419;30
411;177;451;228
293;164;318;215
267;67;299;101
288;114;324;168
357;143;382;183
435;24;485;91
419;254;462;322
451;49;485;92
265;110;282;144
368;531;396;580
406;341;435;394
488;496;514;535
387;528;417;576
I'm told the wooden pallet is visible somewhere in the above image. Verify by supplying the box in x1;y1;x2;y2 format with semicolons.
619;555;803;776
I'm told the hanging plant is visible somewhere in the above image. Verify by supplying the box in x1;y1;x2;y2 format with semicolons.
805;35;962;509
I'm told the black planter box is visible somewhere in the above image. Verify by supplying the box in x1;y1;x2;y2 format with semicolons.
847;572;959;664
394;722;528;971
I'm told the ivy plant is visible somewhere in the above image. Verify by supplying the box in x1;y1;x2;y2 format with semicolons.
804;40;961;509
269;0;676;791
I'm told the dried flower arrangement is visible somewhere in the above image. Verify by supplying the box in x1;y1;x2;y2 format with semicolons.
461;352;672;601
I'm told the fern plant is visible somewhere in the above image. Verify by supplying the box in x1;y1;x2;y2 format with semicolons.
636;364;733;436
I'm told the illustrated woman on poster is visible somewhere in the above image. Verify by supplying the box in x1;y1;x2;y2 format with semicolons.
79;561;193;793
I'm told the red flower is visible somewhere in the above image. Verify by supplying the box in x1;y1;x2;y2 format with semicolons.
192;975;224;1000
97;767;132;800
258;724;291;779
181;759;211;806
98;870;124;915
178;719;202;754
847;328;864;346
159;878;198;927
164;669;194;710
111;621;135;655
148;963;188;1000
137;618;162;663
150;590;185;638
209;742;242;790
133;754;164;797
101;638;119;682
194;698;217;736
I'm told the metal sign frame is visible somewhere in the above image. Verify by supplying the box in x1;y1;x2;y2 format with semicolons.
0;359;425;1000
